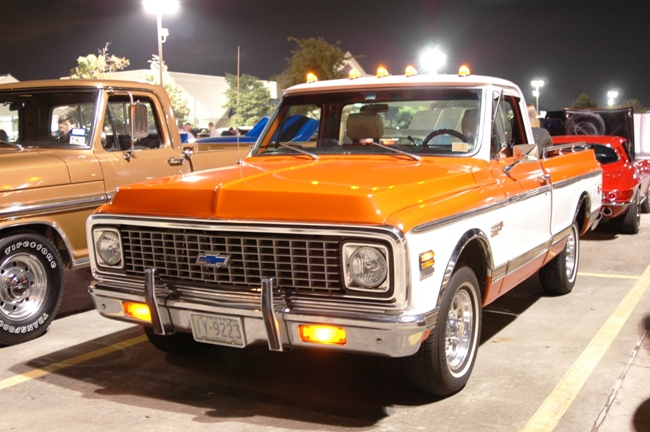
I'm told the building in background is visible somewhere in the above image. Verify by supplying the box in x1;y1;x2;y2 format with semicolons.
2;57;370;135
109;70;280;130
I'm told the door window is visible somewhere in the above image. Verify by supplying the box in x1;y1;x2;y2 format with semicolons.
102;95;162;152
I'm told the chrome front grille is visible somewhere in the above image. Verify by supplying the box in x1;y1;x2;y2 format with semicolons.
121;227;344;295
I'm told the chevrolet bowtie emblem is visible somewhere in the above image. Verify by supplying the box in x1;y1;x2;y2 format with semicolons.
196;253;230;267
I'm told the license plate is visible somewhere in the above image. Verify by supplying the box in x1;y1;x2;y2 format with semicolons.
190;313;246;347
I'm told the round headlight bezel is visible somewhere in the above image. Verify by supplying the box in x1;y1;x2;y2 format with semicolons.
343;243;389;292
94;228;123;268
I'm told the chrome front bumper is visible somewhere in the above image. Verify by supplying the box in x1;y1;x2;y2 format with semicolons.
89;273;438;358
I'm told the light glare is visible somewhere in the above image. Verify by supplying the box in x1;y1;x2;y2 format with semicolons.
143;0;179;14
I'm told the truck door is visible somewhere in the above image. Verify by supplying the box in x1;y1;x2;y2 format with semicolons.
491;93;552;291
93;91;186;195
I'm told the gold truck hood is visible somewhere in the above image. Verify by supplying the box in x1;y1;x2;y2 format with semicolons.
103;157;486;225
0;150;73;191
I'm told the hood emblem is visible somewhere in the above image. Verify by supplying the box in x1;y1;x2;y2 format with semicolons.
196;253;230;267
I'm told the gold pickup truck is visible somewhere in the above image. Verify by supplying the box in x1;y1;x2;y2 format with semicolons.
0;79;245;345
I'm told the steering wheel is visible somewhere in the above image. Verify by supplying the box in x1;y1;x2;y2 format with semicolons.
422;128;467;147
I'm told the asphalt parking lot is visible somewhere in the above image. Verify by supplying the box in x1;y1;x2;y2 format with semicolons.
1;219;649;432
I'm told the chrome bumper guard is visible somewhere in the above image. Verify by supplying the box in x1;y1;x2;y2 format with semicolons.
91;270;438;358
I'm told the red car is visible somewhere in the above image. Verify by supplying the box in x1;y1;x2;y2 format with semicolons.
553;134;650;234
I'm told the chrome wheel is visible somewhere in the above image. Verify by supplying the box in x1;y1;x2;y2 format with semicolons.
564;226;578;282
404;266;481;396
0;253;48;321
446;287;475;374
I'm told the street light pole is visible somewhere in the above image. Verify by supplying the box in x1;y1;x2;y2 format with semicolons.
156;10;163;86
143;0;178;87
531;79;544;113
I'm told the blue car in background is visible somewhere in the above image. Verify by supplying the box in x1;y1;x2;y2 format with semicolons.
195;117;269;145
195;115;318;146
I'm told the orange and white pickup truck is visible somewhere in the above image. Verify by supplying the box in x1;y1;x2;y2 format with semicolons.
86;67;602;396
0;79;242;346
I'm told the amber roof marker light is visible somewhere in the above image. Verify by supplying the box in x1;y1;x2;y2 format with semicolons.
405;65;418;77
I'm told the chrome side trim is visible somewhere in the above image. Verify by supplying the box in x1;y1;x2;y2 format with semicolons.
551;170;602;190
505;241;550;274
491;263;507;282
413;171;600;235
508;184;552;203
0;193;108;219
413;200;508;234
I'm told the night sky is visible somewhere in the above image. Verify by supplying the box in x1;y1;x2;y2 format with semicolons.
1;0;649;111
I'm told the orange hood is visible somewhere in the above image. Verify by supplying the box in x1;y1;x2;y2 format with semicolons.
100;156;489;227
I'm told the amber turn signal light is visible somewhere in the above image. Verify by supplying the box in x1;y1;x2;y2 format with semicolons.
122;302;152;322
298;324;347;345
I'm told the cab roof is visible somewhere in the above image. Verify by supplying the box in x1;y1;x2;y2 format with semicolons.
283;73;522;96
0;78;164;93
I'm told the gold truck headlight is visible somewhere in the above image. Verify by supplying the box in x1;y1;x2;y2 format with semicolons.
94;228;123;267
343;244;389;291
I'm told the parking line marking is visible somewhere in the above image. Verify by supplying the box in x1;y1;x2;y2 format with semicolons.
522;263;650;432
0;334;147;391
578;272;641;280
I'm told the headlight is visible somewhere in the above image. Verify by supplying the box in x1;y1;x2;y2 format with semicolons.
343;244;389;291
94;229;123;267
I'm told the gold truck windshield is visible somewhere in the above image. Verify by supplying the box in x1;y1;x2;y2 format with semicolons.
0;89;99;149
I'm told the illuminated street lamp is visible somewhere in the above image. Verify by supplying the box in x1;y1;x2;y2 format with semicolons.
607;90;619;107
531;79;545;113
143;0;179;86
420;48;447;74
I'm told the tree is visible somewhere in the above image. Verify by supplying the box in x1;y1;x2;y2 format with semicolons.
141;55;191;126
276;37;350;90
70;43;129;79
571;93;598;109
621;99;648;114
223;73;273;127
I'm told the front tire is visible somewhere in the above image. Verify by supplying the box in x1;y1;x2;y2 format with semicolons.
0;234;64;346
404;265;482;397
539;222;579;295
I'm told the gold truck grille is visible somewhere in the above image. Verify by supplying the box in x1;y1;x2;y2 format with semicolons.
121;227;344;295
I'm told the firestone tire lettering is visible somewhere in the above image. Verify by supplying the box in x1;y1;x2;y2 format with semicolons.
0;234;64;346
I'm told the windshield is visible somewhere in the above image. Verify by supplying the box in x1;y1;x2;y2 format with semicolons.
0;89;99;149
253;88;482;157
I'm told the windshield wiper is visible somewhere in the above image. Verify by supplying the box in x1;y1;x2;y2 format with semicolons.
275;141;318;160
369;141;421;161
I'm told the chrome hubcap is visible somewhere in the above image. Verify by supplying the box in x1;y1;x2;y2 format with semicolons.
446;288;474;372
565;227;577;280
0;254;47;320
